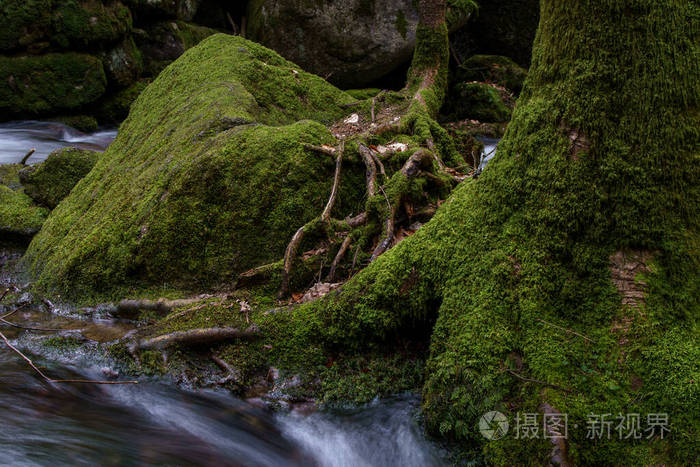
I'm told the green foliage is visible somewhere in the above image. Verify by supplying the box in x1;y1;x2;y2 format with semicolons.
0;53;107;117
19;147;99;209
24;34;362;300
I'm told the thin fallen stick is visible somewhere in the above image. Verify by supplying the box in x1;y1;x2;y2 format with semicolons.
0;329;137;385
537;318;596;343
20;148;35;165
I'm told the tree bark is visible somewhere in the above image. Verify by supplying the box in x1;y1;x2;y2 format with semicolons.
305;0;699;463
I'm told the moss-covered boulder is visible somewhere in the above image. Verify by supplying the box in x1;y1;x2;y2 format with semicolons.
0;0;53;52
100;36;143;88
124;0;201;21
0;53;107;117
19;147;99;209
0;164;49;239
456;54;528;95
445;82;511;122
51;0;133;49
134;21;218;76
24;34;361;299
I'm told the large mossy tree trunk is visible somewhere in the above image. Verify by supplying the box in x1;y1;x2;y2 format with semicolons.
300;0;699;463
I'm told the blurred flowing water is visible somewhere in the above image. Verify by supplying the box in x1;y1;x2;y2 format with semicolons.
0;121;117;164
0;248;448;467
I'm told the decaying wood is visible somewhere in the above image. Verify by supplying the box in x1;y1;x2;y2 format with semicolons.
321;148;343;223
327;235;353;282
129;325;260;352
345;212;368;228
0;329;137;385
20;148;35;165
303;143;337;156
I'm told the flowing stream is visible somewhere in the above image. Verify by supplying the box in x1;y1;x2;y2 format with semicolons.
0;306;448;466
0;121;117;164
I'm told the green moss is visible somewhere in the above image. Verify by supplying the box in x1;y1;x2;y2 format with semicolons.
0;53;107;117
52;0;132;49
42;336;83;350
456;54;528;95
0;0;53;51
0;185;49;237
0;164;23;190
19;147;99;209
446;82;511;122
24;34;362;300
346;88;381;100
101;36;143;88
231;0;699;464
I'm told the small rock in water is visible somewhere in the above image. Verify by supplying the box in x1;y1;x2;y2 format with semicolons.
101;367;119;379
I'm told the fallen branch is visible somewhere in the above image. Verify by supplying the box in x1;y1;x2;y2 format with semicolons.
303;143;337;156
129;325;260;352
20;148;35;165
0;329;137;385
212;353;242;385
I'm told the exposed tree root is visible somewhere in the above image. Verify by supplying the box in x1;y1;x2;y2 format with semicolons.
128;325;260;352
110;297;205;319
327;235;353;282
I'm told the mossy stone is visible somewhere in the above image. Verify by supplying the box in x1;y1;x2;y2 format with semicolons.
24;34;361;300
447;82;511;122
19;147;99;209
101;36;143;88
95;79;150;124
0;165;49;238
0;0;53;52
0;53;107;118
456;54;528;95
51;115;100;133
51;0;133;49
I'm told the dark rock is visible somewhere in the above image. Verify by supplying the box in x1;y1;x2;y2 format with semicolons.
124;0;202;22
451;0;539;68
100;36;144;88
455;54;528;95
0;53;107;118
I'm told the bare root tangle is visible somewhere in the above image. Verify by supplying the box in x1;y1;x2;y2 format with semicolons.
128;325;260;352
327;234;353;282
358;143;378;197
345;212;368;228
371;149;434;262
0;329;138;385
280;143;344;298
211;352;241;385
